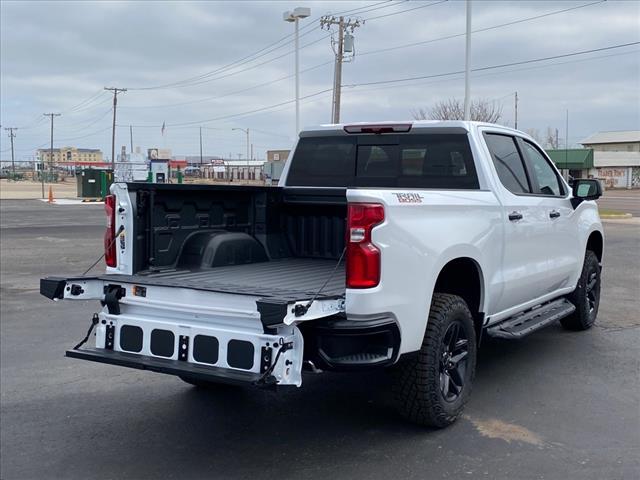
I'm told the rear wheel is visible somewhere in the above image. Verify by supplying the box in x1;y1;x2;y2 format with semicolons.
393;293;477;428
561;250;601;331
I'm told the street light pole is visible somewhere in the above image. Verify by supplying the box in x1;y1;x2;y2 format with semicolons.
284;7;311;136
463;0;472;121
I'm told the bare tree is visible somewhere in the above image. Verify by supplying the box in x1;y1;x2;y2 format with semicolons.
545;127;560;149
526;127;563;149
525;128;542;144
412;98;503;123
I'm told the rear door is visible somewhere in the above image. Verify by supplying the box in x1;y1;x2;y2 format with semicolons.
517;138;580;294
482;132;551;315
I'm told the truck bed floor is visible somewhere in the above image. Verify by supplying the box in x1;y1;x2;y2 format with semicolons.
100;258;345;300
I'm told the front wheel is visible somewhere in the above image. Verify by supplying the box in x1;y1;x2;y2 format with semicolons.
561;250;601;331
393;293;477;428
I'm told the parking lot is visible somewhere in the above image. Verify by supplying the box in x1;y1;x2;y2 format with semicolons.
1;199;638;480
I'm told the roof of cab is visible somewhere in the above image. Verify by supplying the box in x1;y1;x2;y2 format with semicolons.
299;120;524;137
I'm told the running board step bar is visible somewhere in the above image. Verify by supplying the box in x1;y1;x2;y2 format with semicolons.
487;298;576;339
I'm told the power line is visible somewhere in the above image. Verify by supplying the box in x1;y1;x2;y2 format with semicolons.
121;61;333;110
363;0;447;21
127;0;424;91
357;0;607;59
344;41;640;88
64;90;107;113
118;1;604;113
111;43;637;134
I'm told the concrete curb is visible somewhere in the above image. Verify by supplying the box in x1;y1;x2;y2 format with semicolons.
600;213;633;219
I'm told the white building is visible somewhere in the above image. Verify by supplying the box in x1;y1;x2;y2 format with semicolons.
580;130;640;189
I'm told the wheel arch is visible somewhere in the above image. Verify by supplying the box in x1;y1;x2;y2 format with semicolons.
433;256;485;336
586;229;604;263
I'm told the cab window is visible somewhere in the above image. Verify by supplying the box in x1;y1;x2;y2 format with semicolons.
521;141;564;196
483;133;531;194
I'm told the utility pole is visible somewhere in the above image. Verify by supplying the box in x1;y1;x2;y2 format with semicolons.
104;87;127;171
555;128;559;150
320;15;362;124
129;125;134;153
4;127;17;179
514;91;518;130
43;113;61;191
464;0;472;121
199;127;203;165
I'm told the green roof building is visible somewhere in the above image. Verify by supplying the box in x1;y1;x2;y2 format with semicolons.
545;149;594;170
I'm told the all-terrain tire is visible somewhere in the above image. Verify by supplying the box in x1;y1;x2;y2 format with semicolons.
561;250;601;331
393;293;477;428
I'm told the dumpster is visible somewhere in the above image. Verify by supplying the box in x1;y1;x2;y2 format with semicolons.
77;169;113;199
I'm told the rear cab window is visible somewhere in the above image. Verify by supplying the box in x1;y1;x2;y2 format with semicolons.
286;133;479;189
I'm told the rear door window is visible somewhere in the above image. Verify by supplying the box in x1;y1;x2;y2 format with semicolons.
484;133;531;194
288;133;479;189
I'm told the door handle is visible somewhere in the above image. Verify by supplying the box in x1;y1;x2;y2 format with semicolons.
508;212;523;221
549;210;561;219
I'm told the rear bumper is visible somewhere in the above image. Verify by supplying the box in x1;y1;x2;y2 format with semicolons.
66;348;266;386
301;314;401;371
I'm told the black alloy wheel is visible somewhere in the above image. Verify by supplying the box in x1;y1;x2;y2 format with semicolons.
439;321;469;403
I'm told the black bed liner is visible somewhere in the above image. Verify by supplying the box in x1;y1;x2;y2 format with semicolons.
100;258;345;300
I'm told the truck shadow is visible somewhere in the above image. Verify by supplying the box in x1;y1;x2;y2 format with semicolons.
90;327;573;475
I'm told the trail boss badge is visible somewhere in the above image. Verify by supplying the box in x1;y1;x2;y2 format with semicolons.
392;192;424;203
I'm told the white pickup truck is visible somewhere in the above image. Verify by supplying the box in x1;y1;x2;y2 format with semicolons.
41;121;604;427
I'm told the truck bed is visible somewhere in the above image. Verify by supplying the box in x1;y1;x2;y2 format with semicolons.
100;258;345;300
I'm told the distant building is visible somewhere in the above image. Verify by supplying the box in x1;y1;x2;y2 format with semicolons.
181;155;225;166
266;150;290;162
547;130;640;189
38;147;103;165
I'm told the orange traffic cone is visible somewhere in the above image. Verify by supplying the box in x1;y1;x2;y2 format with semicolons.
48;185;55;204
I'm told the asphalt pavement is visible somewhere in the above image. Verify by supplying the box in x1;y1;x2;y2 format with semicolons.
1;199;638;480
597;188;640;216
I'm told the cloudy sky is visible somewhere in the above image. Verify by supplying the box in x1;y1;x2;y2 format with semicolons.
1;0;639;162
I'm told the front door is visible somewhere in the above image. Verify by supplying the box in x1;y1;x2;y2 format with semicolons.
483;132;551;315
517;138;581;295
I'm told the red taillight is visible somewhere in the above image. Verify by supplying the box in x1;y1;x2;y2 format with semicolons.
346;203;384;289
104;194;117;267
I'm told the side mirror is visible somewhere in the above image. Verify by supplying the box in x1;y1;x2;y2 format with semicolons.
571;179;602;208
567;175;575;187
